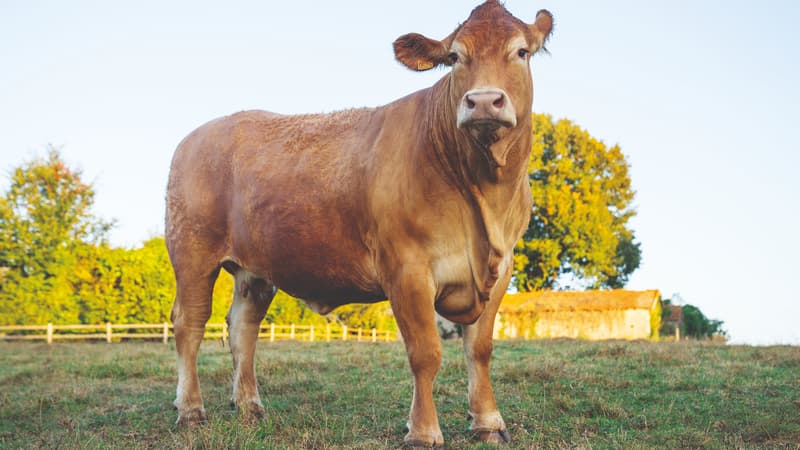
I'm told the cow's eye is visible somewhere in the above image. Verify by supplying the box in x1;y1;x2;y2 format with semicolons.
448;52;459;65
517;49;530;59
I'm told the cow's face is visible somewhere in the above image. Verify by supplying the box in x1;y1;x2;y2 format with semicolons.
394;1;552;165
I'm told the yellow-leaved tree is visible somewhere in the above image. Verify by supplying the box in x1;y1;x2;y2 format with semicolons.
513;114;641;291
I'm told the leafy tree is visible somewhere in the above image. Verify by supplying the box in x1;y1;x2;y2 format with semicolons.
71;237;176;324
682;304;725;339
0;147;112;325
514;114;640;291
659;296;726;340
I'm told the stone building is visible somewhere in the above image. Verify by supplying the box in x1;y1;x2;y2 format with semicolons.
496;289;662;341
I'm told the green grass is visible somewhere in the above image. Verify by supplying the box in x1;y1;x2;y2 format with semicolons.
1;339;798;449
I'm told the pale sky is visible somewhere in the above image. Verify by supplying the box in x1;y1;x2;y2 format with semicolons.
1;1;798;345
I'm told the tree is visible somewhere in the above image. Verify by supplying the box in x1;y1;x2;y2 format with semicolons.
659;296;726;340
0;147;113;324
682;304;725;339
513;114;641;291
72;237;176;324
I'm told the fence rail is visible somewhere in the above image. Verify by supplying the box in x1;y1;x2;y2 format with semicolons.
0;322;397;344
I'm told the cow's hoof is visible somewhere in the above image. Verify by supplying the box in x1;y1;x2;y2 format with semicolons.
404;439;444;449
175;408;208;427
469;410;509;444
239;401;266;420
403;422;444;448
475;428;511;444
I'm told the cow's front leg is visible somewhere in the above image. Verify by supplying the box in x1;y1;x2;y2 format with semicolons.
461;269;512;444
389;268;444;448
226;272;275;419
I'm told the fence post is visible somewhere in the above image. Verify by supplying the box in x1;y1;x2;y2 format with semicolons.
326;323;331;342
163;322;169;344
310;325;314;342
675;327;680;341
270;323;275;342
221;322;227;347
342;325;347;341
106;322;112;343
290;323;295;340
371;328;377;343
46;323;53;344
357;327;362;342
385;330;390;342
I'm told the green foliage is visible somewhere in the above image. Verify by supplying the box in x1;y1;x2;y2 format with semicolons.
660;297;726;340
71;238;175;324
682;304;726;339
514;114;641;291
0;147;112;325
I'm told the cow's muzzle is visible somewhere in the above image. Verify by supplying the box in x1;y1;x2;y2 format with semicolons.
456;88;517;134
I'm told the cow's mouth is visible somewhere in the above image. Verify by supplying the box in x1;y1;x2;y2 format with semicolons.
463;119;512;146
459;119;517;167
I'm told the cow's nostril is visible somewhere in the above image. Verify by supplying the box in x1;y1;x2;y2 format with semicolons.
493;95;504;108
466;97;476;109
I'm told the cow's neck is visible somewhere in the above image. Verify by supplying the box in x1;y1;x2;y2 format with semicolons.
423;76;532;274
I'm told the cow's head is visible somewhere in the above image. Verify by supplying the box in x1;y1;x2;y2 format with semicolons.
394;1;552;166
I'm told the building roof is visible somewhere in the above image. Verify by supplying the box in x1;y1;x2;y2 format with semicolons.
664;304;683;322
500;289;661;313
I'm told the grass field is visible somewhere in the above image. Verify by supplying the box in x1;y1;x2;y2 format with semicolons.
1;339;798;449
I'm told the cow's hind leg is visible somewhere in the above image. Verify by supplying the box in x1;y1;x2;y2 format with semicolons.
171;266;219;426
461;268;512;444
226;267;275;418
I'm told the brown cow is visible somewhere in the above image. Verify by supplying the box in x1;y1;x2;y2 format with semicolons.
166;1;552;446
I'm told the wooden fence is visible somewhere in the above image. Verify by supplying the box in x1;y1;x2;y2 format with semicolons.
0;323;396;344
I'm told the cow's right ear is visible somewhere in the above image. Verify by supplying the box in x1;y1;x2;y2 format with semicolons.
393;33;450;71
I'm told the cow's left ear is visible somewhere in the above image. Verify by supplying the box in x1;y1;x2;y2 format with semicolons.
529;9;554;52
393;33;452;71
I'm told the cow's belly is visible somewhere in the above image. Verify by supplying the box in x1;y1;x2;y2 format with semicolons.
228;204;384;307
